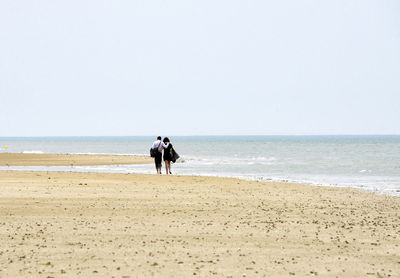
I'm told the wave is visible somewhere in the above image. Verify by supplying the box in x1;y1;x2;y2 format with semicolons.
22;150;44;154
72;152;149;156
181;155;278;166
359;169;372;173
21;151;149;156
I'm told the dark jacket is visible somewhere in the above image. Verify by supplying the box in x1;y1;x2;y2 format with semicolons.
171;146;180;163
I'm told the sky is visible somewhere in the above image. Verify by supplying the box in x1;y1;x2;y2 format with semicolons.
0;1;399;136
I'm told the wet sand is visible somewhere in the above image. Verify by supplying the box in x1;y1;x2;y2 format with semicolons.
0;153;152;166
0;170;399;277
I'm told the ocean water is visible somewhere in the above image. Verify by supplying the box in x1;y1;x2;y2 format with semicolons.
0;136;399;196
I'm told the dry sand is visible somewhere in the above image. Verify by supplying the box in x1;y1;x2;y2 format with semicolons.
0;153;152;166
0;171;399;277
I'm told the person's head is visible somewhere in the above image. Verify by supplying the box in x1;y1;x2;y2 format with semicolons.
157;136;162;140
163;137;170;143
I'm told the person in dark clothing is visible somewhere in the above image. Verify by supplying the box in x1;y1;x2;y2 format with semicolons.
163;137;173;175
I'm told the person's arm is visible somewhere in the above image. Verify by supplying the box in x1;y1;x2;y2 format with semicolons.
160;142;169;150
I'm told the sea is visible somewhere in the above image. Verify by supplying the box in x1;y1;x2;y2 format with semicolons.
0;136;399;196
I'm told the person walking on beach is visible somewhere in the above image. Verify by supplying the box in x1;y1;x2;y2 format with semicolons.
163;137;173;175
163;137;180;175
151;136;169;174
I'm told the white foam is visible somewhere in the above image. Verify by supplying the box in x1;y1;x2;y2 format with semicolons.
72;152;148;156
360;169;372;173
22;150;44;154
21;151;149;156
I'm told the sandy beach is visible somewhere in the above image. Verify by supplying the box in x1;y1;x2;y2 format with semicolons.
0;169;399;277
0;153;152;166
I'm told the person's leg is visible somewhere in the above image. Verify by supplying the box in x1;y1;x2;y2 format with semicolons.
165;161;169;175
167;160;172;174
155;153;162;174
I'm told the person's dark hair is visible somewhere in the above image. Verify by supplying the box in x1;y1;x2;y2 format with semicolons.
157;136;162;140
163;137;170;143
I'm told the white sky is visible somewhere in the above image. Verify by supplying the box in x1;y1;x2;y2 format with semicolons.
0;1;399;136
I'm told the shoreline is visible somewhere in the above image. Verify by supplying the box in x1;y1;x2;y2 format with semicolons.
0;152;152;166
1;165;399;198
0;170;399;277
0;152;399;197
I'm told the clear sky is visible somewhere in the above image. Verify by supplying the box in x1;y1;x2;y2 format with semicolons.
1;1;399;136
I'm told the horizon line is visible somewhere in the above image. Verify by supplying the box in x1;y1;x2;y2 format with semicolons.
1;134;400;138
